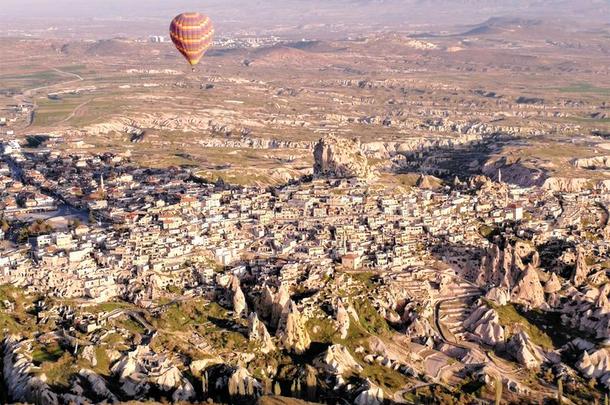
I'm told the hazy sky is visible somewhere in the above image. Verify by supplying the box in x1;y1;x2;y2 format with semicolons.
1;0;608;38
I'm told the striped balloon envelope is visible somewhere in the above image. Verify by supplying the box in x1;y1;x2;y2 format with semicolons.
169;12;214;70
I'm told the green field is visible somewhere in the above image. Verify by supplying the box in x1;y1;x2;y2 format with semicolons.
0;70;68;92
32;93;126;127
558;82;610;96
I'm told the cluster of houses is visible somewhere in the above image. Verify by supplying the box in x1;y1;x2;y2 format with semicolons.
0;140;608;303
0;143;58;216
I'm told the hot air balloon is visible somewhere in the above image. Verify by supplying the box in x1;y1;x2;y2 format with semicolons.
169;12;214;70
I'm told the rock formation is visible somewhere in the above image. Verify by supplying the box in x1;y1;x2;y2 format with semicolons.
232;286;248;318
416;174;441;190
227;367;262;398
314;344;363;375
485;287;510;306
248;312;276;353
81;345;97;366
223;275;248;317
406;313;438;344
258;284;275;319
572;247;589;287
544;273;562;294
78;369;118;403
511;264;546;309
573;156;610;170
507;332;543;369
271;284;291;327
354;383;385;405
313;135;370;178
335;299;351;339
477;243;523;289
464;303;505;346
559;285;610;339
110;345;195;400
276;301;311;354
542;177;590;193
576;348;610;388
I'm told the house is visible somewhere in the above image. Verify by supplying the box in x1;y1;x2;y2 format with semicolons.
341;253;363;270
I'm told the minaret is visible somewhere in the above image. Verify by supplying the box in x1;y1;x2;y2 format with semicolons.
498;169;502;184
100;174;105;192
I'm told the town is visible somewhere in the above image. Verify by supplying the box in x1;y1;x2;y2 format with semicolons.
1;134;609;404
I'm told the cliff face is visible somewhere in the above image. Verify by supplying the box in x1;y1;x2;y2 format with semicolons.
313;135;370;179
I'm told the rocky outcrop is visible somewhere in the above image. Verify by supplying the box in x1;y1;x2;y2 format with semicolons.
232;286;248;318
81;345;97;367
572;247;589;287
313;135;370;179
258;284;275;320
335;299;351;340
477;243;523;289
276;301;311;354
482;158;546;188
221;275;248;317
559;285;610;339
572;156;610;170
506;332;543;369
2;335;59;405
227;367;262;398
78;369;118;403
464;303;505;346
248;312;276;354
314;344;363;375
576;348;610;388
110;345;195;400
354;383;385;405
511;265;546;309
485;287;510;306
415;174;442;190
542;177;589;193
406;316;438;343
544;273;562;294
596;284;610;314
271;285;290;328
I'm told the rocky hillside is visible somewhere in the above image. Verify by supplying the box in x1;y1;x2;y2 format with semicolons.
313;135;370;179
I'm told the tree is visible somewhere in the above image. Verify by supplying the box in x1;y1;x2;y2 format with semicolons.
17;227;30;243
